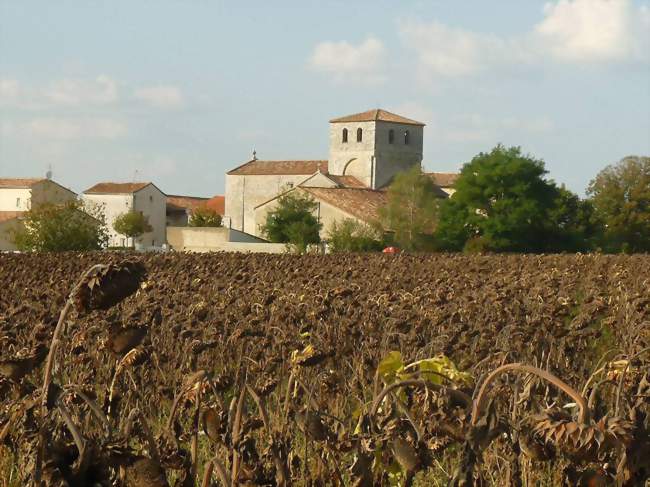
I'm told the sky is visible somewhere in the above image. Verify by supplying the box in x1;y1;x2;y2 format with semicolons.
1;0;649;197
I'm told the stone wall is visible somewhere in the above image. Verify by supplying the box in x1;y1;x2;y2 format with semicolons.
167;226;286;253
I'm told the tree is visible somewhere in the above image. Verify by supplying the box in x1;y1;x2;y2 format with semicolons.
378;165;439;251
12;200;108;251
435;145;560;252
587;156;650;253
261;191;322;252
113;211;153;248
189;206;222;227
327;218;384;253
546;185;601;252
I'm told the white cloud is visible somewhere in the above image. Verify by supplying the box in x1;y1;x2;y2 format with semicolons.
399;0;649;79
24;117;126;140
534;0;648;62
45;75;118;105
309;37;386;83
133;85;184;109
0;79;21;104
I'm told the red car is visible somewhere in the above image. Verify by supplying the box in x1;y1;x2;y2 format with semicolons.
382;246;400;254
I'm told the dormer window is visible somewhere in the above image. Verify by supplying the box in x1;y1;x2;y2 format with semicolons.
388;129;394;144
357;128;363;142
404;130;410;145
342;128;348;143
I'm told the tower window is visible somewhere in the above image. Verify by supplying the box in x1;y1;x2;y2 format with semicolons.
388;129;394;144
356;128;363;142
404;130;410;145
342;128;348;143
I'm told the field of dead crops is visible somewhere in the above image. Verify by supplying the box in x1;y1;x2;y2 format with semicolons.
0;252;648;486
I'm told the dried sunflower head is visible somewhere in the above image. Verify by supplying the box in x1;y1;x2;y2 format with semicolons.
72;261;146;313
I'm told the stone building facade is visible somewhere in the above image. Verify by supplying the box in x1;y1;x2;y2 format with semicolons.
224;109;457;240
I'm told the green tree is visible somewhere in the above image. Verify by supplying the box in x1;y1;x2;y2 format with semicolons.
113;211;153;248
261;191;322;252
12;200;108;251
546;185;601;252
435;145;560;252
378;165;440;251
327;218;384;253
189;206;222;227
587;156;650;253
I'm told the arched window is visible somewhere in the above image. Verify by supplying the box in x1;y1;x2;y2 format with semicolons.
404;130;410;145
357;128;363;142
342;128;348;143
388;129;394;144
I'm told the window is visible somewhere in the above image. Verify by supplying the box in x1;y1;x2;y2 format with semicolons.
388;129;394;144
404;130;410;145
357;128;363;142
16;197;21;208
149;195;153;203
342;128;348;143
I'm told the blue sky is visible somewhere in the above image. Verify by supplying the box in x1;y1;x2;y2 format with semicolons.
1;0;649;196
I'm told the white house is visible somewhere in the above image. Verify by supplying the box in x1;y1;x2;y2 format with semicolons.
0;178;77;250
224;108;459;239
82;182;167;248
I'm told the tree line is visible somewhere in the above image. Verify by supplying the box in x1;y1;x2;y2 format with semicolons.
263;146;649;254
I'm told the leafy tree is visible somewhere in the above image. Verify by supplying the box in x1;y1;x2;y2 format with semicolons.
189;206;222;227
12;200;108;251
327;218;384;253
378;165;440;251
435;145;560;252
261;191;322;253
587;156;650;253
113;211;153;248
546;185;601;252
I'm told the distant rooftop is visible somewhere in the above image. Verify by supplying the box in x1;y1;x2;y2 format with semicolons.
0;211;24;223
0;178;46;189
330;109;425;126
84;182;152;194
227;160;328;176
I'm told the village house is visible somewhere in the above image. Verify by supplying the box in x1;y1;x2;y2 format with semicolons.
0;178;77;250
82;182;167;248
166;194;225;226
224;109;458;239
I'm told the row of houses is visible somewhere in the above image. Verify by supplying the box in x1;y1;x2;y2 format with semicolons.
0;177;224;251
2;108;459;252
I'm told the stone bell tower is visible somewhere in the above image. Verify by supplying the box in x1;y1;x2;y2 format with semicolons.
328;108;424;189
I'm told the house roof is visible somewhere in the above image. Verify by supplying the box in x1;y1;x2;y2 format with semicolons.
330;109;425;126
227;159;329;176
205;195;225;215
325;175;366;189
84;182;153;195
426;172;459;187
300;187;388;223
0;178;46;189
0;211;24;223
166;195;209;212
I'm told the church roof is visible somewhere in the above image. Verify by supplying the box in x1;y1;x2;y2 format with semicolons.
300;187;388;223
227;160;328;176
330;109;425;126
325;175;367;188
426;172;459;188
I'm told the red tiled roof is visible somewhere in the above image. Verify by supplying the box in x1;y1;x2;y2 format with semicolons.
227;160;328;176
325;175;367;188
166;195;209;211
426;172;459;187
205;195;225;215
0;211;24;223
84;182;151;194
0;178;46;189
330;109;425;126
300;187;388;224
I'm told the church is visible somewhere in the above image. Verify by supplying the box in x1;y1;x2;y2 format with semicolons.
224;109;458;239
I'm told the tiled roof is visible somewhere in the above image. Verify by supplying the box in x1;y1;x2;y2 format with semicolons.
227;160;328;176
84;182;151;194
300;187;388;224
325;175;367;188
426;172;459;187
205;195;225;215
0;211;24;223
330;109;425;126
166;195;209;211
0;178;46;189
